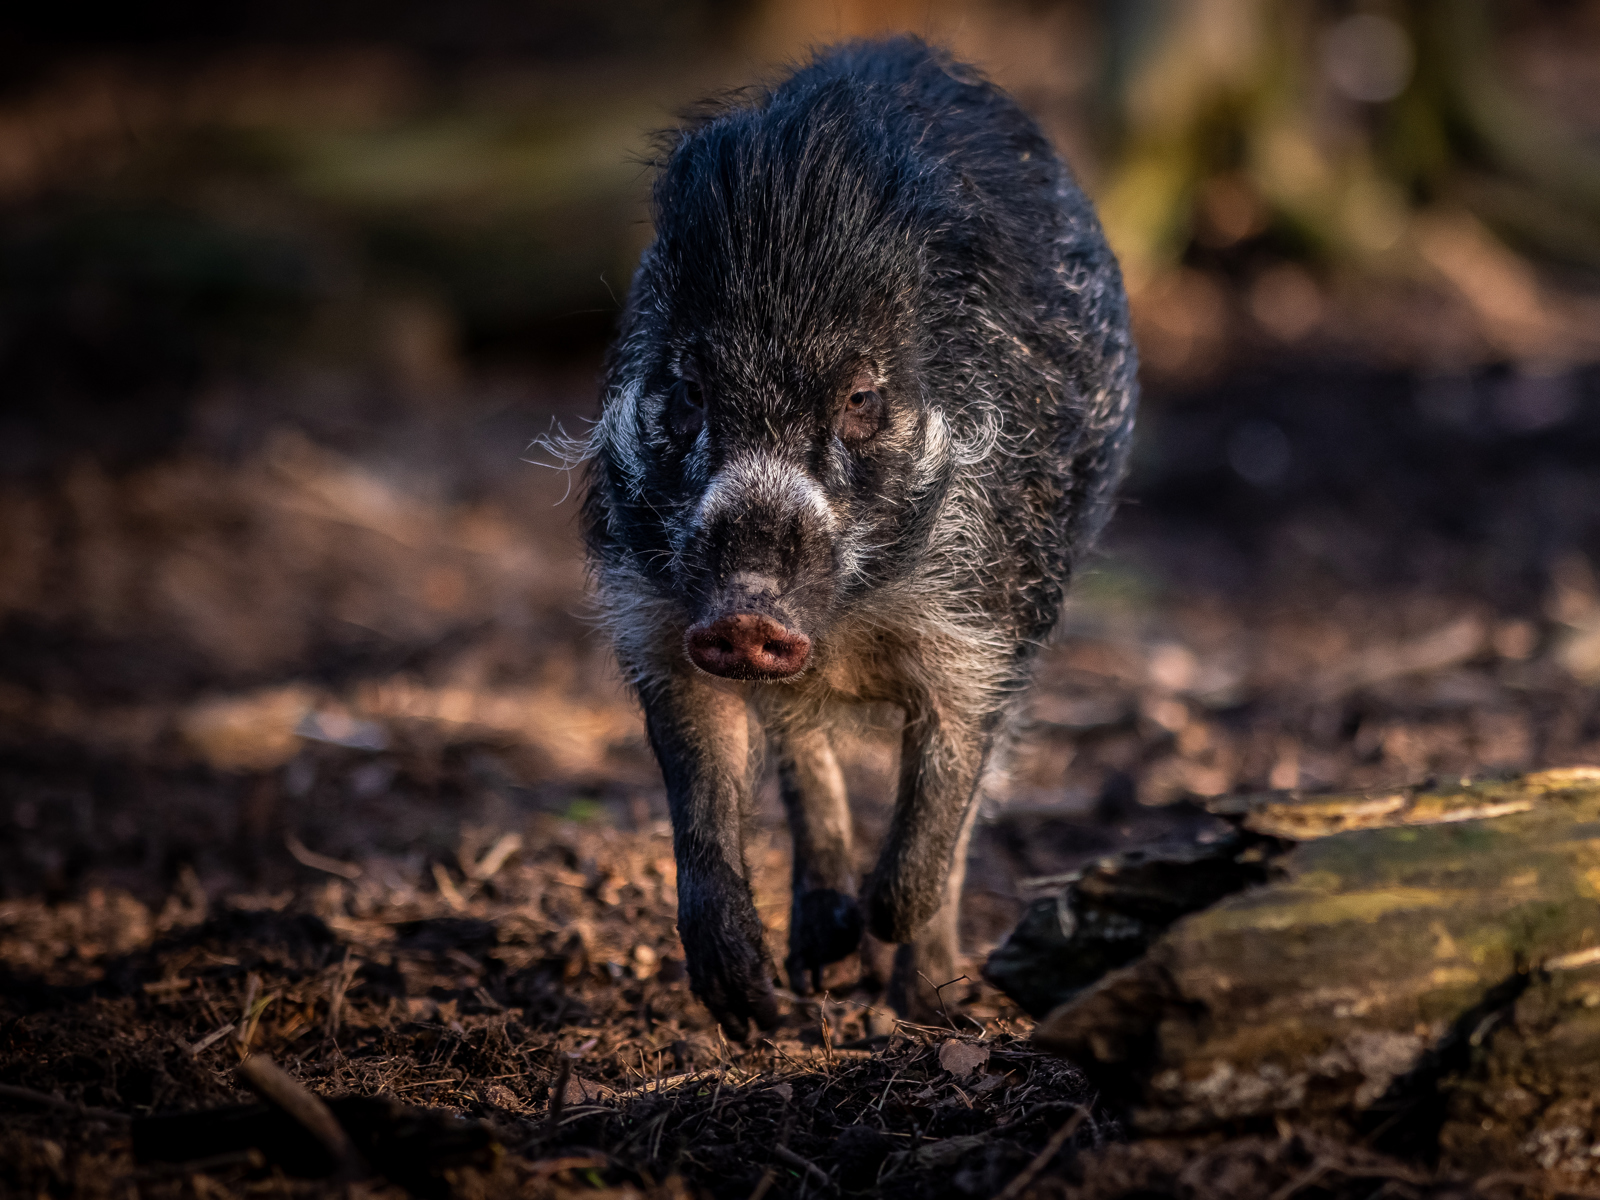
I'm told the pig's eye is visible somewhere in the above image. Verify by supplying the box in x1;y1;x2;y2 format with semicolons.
838;387;885;445
667;377;705;440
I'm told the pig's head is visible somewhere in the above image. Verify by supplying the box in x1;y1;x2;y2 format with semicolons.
593;80;964;682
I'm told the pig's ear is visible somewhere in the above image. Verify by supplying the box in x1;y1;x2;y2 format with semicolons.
836;366;886;445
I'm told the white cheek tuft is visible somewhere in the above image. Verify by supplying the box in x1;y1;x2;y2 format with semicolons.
597;378;648;496
918;409;954;489
950;404;1003;467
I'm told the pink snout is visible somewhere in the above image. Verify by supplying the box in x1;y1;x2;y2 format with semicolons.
686;613;811;680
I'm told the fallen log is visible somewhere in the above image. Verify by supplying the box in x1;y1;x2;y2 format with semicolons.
990;767;1600;1182
982;827;1275;1018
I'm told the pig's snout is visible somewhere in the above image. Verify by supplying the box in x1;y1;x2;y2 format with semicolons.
680;454;833;681
687;613;811;680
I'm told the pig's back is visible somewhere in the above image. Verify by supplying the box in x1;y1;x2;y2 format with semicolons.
779;38;1073;263
782;38;1139;642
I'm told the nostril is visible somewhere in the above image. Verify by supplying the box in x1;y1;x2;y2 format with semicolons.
687;612;810;679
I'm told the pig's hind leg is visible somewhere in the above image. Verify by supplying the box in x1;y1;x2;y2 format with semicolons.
639;670;779;1039
774;725;863;995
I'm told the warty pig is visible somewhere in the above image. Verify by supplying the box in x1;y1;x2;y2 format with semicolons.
577;36;1137;1037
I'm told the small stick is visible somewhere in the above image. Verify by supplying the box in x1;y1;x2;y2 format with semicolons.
432;862;468;911
1267;1159;1329;1200
0;1082;130;1124
325;950;356;1040
921;973;970;1032
235;1055;366;1178
131;1149;265;1180
990;1105;1088;1200
875;1070;901;1112
527;1155;606;1176
469;832;523;881
546;1055;572;1131
236;974;260;1049
285;833;361;880
189;1022;236;1056
773;1144;830;1188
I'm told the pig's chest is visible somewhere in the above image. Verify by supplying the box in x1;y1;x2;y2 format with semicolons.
802;611;996;708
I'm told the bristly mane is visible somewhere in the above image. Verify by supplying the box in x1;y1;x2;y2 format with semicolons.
592;35;1137;646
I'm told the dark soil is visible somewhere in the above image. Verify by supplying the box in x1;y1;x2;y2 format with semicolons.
5;361;1600;1198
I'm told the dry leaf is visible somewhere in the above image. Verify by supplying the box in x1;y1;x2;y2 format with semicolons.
938;1040;990;1078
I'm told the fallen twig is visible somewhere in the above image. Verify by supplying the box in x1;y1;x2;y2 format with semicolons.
234;1054;367;1178
773;1144;830;1188
924;973;971;1031
188;1023;236;1056
546;1055;572;1131
0;1082;130;1124
131;1149;265;1180
1311;615;1486;699
990;1105;1088;1200
469;832;523;881
236;974;260;1049
1267;1159;1329;1200
528;1155;606;1176
607;1067;731;1102
286;833;362;879
325;950;357;1040
432;862;468;911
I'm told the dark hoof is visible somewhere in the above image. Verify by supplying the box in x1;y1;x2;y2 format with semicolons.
703;981;780;1042
681;919;781;1040
696;961;780;1041
787;888;864;994
887;940;959;1023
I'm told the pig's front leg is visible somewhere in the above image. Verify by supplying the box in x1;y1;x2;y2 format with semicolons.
887;792;981;1020
640;672;779;1039
774;725;862;995
863;702;992;1009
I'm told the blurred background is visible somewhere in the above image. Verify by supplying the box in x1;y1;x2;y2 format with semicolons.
4;0;1600;946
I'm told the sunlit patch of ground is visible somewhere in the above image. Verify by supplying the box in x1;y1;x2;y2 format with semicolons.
5;368;1600;1196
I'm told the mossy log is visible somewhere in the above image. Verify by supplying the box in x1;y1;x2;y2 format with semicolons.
1008;768;1600;1178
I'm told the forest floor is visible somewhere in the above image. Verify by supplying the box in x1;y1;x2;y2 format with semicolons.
5;360;1600;1198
